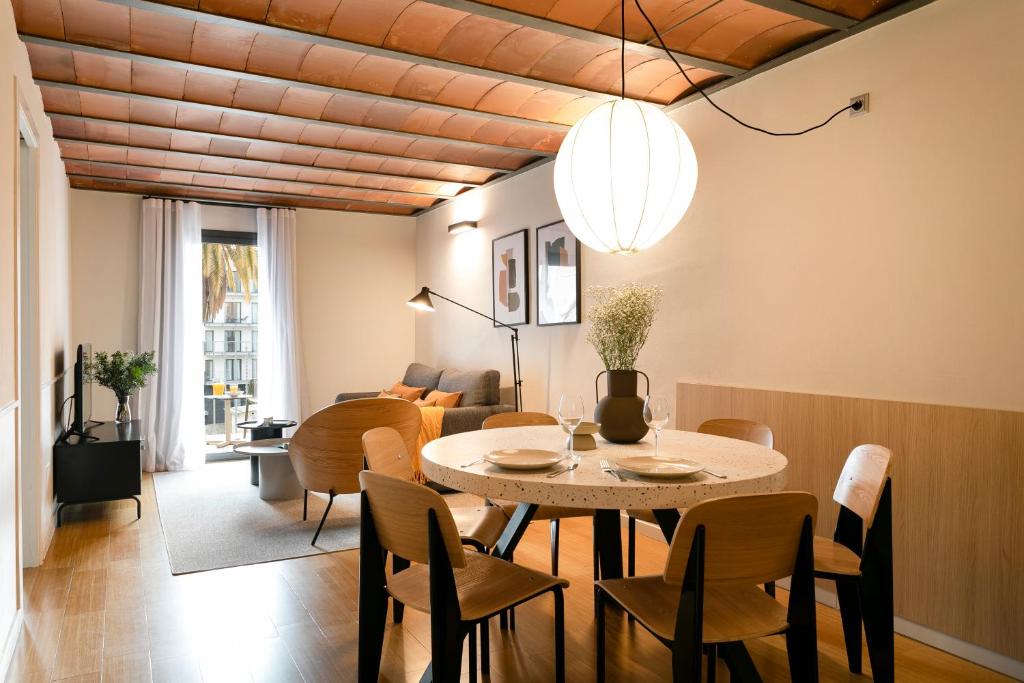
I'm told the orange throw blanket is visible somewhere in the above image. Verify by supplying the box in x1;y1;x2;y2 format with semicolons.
413;406;445;482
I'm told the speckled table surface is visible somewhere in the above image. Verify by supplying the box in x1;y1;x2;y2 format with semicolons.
421;425;788;510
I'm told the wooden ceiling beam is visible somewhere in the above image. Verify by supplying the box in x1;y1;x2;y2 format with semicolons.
417;0;744;77
20;35;570;132
66;168;429;209
60;153;454;201
46;112;515;176
68;175;418;214
37;79;553;157
56;139;467;197
743;1;856;30
90;0;616;104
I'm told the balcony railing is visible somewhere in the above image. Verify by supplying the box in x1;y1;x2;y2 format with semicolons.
202;341;257;354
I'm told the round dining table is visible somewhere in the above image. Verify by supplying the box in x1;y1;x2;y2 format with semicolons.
421;425;788;581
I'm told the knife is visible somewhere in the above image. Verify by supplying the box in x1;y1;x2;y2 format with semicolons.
600;459;622;481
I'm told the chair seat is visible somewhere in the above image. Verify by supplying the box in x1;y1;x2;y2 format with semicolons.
597;576;790;644
493;500;593;520
451;506;507;550
813;536;862;576
388;551;569;622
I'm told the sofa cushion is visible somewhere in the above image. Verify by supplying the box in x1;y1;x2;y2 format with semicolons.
387;382;426;401
437;368;499;406
402;363;442;394
426;389;462;408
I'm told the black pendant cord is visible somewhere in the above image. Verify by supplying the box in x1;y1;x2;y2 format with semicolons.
632;0;861;135
620;0;626;100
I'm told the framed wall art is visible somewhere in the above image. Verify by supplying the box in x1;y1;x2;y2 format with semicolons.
535;220;581;326
492;229;529;327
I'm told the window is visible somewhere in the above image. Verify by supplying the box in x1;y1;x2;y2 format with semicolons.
204;330;214;353
225;302;242;324
251;359;257;382
225;358;242;381
204;360;214;382
225;330;241;352
251;302;258;324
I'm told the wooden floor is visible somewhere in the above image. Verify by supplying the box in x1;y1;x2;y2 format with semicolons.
4;474;1011;683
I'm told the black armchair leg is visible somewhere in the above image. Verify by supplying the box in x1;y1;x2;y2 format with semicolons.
311;490;335;546
302;489;308;521
392;554;410;624
480;619;490;675
554;587;565;683
596;588;606;683
835;578;862;673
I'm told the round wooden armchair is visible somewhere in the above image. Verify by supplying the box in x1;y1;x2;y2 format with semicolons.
289;397;421;545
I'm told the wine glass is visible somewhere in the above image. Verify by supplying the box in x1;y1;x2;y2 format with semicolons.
643;395;671;457
558;394;585;465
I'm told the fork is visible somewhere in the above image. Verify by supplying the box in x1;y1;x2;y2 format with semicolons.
460;457;485;468
599;459;622;481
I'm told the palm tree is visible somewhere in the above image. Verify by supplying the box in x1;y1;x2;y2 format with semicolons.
203;243;258;321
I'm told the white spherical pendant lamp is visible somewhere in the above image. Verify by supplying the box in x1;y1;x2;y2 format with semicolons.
553;99;698;255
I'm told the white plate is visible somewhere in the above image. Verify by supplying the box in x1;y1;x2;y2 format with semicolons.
484;449;564;470
616;456;705;479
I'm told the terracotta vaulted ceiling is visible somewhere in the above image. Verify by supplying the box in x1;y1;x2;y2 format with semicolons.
13;0;931;214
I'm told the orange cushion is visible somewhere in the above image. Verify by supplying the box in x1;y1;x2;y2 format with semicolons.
414;397;438;407
378;391;402;399
387;382;426;401
425;389;462;408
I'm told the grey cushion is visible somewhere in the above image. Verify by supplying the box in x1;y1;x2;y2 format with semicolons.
402;363;442;395
441;405;513;436
437;368;500;406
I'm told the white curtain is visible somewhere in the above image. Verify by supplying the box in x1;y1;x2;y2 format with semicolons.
257;208;305;429
138;199;204;471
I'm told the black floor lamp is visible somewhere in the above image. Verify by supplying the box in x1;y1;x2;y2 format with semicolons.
407;287;522;411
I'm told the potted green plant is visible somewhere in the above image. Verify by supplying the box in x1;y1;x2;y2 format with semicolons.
586;283;662;443
86;351;158;423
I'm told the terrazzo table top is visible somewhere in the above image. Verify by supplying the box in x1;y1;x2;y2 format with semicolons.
421;426;788;510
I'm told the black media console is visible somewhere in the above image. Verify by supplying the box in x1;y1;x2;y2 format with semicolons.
54;420;142;527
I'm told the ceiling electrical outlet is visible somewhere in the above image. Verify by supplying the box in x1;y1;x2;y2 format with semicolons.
850;93;870;117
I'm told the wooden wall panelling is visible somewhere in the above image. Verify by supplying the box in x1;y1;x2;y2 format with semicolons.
676;382;1024;661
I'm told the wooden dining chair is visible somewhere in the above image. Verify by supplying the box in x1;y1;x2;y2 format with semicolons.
481;411;593;629
596;492;819;683
358;470;568;683
362;427;510;624
626;418;775;577
288;397;420;545
814;444;893;683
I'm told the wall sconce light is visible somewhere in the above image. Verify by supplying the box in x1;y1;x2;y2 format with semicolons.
448;220;478;235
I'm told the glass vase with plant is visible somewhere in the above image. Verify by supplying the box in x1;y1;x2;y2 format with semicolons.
586;283;662;443
86;351;158;423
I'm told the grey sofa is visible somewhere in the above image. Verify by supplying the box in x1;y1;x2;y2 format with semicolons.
335;362;514;436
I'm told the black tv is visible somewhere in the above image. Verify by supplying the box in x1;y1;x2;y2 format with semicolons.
70;343;97;437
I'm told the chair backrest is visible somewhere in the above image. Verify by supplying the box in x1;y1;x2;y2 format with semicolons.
664;492;816;586
833;444;892;527
289;398;421;494
482;411;558;429
698;418;774;449
359;470;466;568
362;427;415;481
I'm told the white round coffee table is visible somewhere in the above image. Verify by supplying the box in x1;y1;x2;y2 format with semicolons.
421;425;787;578
234;439;304;501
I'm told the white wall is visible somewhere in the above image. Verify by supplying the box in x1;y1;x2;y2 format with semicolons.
414;0;1024;417
0;0;71;669
295;208;418;412
67;194;418;421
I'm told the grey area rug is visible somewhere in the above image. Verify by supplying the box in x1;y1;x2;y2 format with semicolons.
153;460;482;575
153;459;360;575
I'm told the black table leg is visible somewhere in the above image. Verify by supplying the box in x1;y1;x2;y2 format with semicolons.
593;510;624;581
250;455;260;486
652;508;681;543
493;503;539;560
